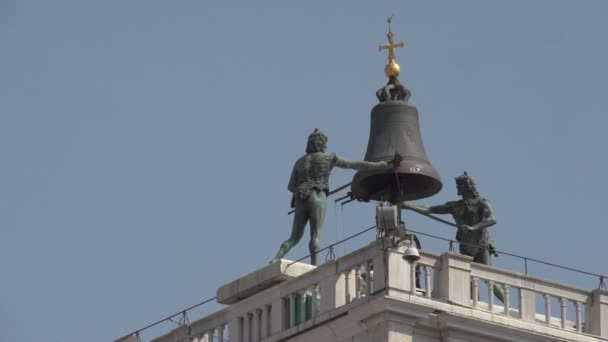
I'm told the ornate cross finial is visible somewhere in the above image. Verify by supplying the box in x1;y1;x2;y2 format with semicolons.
378;16;405;79
375;16;411;102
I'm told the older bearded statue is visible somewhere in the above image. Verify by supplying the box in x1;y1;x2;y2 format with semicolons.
271;129;398;265
405;172;504;302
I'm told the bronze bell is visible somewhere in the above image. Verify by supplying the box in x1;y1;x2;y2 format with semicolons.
351;100;442;203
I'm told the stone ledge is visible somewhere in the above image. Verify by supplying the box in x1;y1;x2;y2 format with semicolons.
217;259;316;305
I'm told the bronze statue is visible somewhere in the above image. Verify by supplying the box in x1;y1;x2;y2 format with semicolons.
271;129;397;265
405;172;504;302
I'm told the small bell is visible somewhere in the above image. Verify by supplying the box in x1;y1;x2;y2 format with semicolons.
403;238;420;262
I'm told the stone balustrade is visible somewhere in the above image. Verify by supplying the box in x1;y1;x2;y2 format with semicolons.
148;238;608;342
469;262;592;332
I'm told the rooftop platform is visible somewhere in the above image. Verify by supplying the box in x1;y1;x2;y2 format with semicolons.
125;238;608;342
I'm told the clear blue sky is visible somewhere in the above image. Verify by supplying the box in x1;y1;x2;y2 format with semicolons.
1;1;607;341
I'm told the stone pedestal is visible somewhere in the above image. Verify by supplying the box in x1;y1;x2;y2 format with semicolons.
217;259;315;305
436;252;473;306
589;288;608;337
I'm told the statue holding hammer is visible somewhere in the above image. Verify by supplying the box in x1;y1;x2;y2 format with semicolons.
405;172;504;302
271;129;399;265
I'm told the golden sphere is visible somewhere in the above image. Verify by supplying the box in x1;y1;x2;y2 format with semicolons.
384;61;401;78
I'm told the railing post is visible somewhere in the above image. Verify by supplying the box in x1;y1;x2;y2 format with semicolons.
312;283;320;317
252;309;260;342
217;324;225;342
365;260;372;295
354;267;362;299
576;301;583;333
299;289;307;323
228;317;240;342
243;313;251;342
436;252;473;307
544;294;552;325
409;261;417;295
260;306;269;339
424;266;432;298
503;284;511;316
289;294;296;328
559;297;568;329
344;269;352;303
269;297;283;335
320;268;345;313
472;277;479;307
487;280;495;312
519;279;536;323
589;288;608;337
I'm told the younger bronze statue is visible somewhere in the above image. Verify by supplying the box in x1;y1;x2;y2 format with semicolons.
405;172;504;302
271;129;397;265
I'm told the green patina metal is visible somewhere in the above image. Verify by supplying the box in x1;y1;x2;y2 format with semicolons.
294;291;317;323
271;129;396;266
406;172;505;303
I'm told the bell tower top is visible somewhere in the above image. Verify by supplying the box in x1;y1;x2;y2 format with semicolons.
378;16;405;79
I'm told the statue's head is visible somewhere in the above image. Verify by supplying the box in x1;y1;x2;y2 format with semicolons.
455;172;480;199
306;128;328;153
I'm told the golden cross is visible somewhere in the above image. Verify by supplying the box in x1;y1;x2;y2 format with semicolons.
378;16;404;61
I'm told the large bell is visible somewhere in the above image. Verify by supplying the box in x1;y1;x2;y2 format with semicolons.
351;101;442;203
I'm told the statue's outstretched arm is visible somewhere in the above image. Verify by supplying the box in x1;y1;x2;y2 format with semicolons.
403;204;431;214
470;199;496;231
428;203;453;215
403;202;452;215
334;155;387;171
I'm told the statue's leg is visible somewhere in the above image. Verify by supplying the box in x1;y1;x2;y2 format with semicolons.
493;282;506;304
271;199;309;263
308;189;328;266
476;248;506;303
